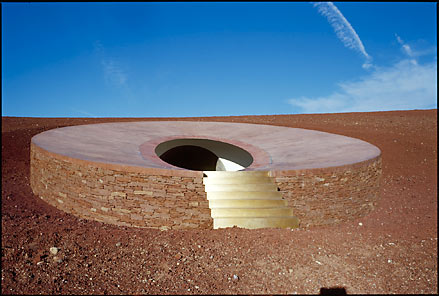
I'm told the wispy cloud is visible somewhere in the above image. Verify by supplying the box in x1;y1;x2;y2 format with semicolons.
313;2;373;69
101;60;127;86
395;34;414;57
394;35;437;59
288;59;437;113
294;4;437;114
93;40;128;87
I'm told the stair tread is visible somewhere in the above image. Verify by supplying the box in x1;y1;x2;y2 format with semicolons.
210;206;290;209
207;192;280;194
209;200;287;207
206;192;282;200
205;184;277;187
213;216;299;229
204;171;269;175
203;177;274;184
210;207;294;218
207;198;283;200
206;188;278;192
209;199;285;201
214;216;297;219
204;182;275;185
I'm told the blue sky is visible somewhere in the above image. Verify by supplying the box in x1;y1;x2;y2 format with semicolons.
2;2;437;117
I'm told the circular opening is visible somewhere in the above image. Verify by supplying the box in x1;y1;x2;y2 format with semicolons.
155;138;254;171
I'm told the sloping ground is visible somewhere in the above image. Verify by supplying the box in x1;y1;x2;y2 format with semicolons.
1;109;437;294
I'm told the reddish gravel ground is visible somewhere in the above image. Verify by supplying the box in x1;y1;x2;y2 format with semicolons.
1;110;437;295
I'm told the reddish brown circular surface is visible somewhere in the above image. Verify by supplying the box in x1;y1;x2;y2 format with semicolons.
30;121;381;171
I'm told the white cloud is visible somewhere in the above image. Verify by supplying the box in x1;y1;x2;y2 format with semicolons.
395;34;414;57
288;59;437;113
288;17;437;114
395;33;418;65
93;40;128;87
313;2;373;69
394;34;438;66
101;60;127;86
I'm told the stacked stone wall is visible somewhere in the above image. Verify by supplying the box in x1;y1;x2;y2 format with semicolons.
271;157;382;227
30;143;212;230
30;142;381;229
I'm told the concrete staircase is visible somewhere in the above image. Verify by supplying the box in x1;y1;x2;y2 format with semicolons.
203;171;300;229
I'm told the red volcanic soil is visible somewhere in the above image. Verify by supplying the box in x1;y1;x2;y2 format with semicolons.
2;110;437;294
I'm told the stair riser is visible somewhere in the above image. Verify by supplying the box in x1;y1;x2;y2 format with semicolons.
209;199;287;208
213;217;299;229
203;177;275;185
204;171;269;178
206;191;282;200
204;184;278;192
210;208;294;218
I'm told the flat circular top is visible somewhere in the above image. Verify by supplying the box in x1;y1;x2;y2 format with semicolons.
31;121;381;171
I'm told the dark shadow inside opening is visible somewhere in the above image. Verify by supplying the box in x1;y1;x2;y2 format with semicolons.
159;145;219;171
319;287;347;295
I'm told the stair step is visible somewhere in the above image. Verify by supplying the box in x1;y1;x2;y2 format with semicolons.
210;207;294;218
213;216;299;229
204;183;278;192
206;191;282;200
209;199;287;208
203;176;274;185
203;170;299;230
204;171;269;178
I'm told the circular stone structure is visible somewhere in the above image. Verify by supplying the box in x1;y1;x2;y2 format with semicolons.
30;121;382;229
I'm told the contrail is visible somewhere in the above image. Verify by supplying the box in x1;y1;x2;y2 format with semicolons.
70;108;97;118
313;2;373;69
